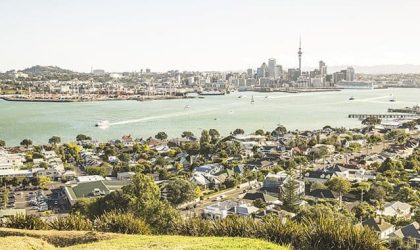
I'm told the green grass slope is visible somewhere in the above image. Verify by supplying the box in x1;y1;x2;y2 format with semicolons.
0;228;289;250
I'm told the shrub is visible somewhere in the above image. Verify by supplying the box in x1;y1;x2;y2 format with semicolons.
94;211;151;234
3;214;47;230
303;215;382;250
48;213;93;231
176;216;213;236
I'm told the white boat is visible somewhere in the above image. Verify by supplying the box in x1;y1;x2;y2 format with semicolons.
184;105;191;109
95;120;110;127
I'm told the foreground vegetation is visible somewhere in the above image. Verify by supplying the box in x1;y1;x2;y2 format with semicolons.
0;228;288;250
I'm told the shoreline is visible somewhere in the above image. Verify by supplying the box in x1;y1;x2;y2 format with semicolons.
0;95;196;103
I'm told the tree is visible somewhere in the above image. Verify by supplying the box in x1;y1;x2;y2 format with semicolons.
255;129;265;136
272;125;287;136
367;185;386;203
0;140;5;147
326;177;351;205
352;202;376;221
20;139;32;148
181;131;194;139
85;166;108;177
122;173;180;233
37;176;51;189
76;134;91;141
2;188;9;209
310;181;326;191
209;129;220;143
281;170;301;212
253;198;267;209
165;178;197;206
155;131;168;140
48;136;61;145
361;117;381;126
401;120;417;130
200;130;211;145
232;128;245;135
356;181;371;202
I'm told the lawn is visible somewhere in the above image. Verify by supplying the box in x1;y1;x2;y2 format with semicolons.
0;228;289;250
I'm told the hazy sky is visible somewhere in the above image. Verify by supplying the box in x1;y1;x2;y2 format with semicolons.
1;0;419;72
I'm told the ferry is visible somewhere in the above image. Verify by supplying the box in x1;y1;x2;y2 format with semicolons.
95;120;110;127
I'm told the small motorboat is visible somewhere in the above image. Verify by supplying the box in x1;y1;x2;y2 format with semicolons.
251;95;255;104
184;105;191;109
349;96;355;100
95;120;110;127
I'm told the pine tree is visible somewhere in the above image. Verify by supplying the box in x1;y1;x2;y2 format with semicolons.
281;169;301;212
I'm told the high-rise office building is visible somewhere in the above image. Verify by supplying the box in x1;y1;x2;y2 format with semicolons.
276;65;283;79
268;58;277;79
257;63;268;78
247;68;254;78
319;60;327;77
346;67;355;81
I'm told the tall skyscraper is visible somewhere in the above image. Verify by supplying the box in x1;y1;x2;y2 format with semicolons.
319;60;327;77
247;68;254;78
276;65;283;79
346;67;355;81
298;37;303;76
268;58;277;79
257;62;268;78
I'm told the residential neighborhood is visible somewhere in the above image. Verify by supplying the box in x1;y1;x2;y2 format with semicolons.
0;120;420;249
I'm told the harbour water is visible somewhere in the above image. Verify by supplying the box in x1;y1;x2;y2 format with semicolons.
0;88;419;146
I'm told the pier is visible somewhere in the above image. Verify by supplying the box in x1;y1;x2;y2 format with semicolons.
348;114;418;119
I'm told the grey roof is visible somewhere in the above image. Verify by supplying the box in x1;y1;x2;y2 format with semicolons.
391;222;420;239
362;218;394;232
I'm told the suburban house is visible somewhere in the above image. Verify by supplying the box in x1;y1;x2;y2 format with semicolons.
202;201;237;219
304;164;375;183
117;171;135;180
193;163;224;175
231;203;259;216
390;222;420;246
263;172;305;195
241;191;280;205
362;218;395;240
308;189;339;201
377;201;412;218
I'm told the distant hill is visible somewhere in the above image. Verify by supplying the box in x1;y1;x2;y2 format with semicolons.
21;65;75;75
0;228;289;250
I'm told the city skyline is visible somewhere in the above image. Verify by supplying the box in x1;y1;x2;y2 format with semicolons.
1;0;420;72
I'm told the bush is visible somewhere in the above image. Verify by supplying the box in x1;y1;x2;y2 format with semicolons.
48;213;93;231
3;214;47;230
94;211;151;234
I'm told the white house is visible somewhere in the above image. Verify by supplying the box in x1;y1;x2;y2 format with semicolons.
203;201;237;219
377;201;412;218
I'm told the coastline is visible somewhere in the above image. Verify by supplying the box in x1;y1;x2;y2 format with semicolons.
0;95;196;103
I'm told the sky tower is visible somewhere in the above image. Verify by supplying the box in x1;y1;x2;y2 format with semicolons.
298;37;303;76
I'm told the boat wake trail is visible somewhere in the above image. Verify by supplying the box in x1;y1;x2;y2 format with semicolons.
109;108;218;126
